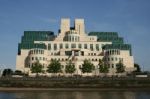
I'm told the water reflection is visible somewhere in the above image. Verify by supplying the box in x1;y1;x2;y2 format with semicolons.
0;90;150;99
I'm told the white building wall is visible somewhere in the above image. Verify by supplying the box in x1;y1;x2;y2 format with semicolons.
16;50;29;72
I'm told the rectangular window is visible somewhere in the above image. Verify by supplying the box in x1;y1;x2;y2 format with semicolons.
90;44;93;50
60;43;63;49
107;64;110;68
32;57;34;60
41;50;44;54
112;64;114;68
40;50;42;54
36;50;38;54
71;43;76;48
38;50;40;54
96;44;99;51
48;44;51;50
65;43;69;49
65;51;72;56
54;44;57;50
84;44;87;49
115;57;117;61
78;44;82;48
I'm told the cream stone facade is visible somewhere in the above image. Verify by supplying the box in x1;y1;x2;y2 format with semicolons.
16;18;135;76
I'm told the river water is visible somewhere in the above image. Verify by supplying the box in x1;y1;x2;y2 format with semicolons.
0;90;150;99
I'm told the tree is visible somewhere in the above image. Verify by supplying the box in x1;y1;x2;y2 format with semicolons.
116;61;125;73
134;63;141;72
65;60;76;76
99;60;109;73
80;59;95;74
30;61;43;76
47;59;62;74
2;69;13;77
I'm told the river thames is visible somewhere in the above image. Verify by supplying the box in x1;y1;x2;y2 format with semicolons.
0;90;150;99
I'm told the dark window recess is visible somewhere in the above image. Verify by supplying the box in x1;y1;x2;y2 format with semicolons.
84;44;87;49
81;51;84;56
65;51;72;56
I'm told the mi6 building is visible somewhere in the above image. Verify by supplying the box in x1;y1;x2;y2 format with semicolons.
16;18;135;76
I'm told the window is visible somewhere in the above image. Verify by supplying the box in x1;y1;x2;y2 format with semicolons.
84;44;87;49
96;44;99;51
111;58;114;61
41;50;44;54
75;37;77;41
36;50;38;54
90;44;93;50
110;50;111;55
108;64;110;68
48;44;51;50
74;51;79;56
108;58;110;61
112;50;114;55
71;44;76;48
65;51;72;56
118;50;120;55
38;50;41;54
78;44;82;48
60;43;63;49
54;44;57;50
112;64;114;68
39;50;42;54
65;43;69;49
32;57;34;61
72;36;74;41
115;57;117;61
68;36;71;41
115;50;117;55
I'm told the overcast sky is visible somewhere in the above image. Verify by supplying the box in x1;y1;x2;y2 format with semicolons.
0;0;150;71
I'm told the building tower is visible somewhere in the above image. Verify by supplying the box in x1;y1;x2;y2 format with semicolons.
75;19;85;34
60;18;70;34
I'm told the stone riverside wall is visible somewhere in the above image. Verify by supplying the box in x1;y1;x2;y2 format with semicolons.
0;77;150;88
